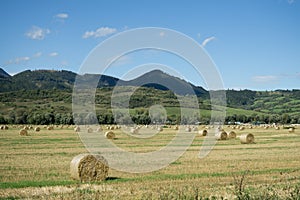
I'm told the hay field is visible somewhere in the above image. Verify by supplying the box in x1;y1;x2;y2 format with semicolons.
0;125;300;199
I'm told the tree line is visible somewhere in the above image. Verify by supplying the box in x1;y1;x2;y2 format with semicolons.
0;110;299;125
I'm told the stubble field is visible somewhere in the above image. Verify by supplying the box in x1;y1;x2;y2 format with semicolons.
0;125;299;199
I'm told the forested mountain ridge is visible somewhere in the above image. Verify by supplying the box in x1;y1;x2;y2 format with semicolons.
0;68;299;125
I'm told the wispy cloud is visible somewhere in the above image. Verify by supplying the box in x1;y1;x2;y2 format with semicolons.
6;56;30;65
252;75;279;83
82;27;117;39
49;52;58;57
4;51;59;66
33;52;42;58
202;36;216;47
55;13;68;19
25;26;50;40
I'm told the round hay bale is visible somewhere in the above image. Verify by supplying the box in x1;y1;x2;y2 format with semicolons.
275;126;280;130
157;127;163;132
105;131;115;139
288;128;295;133
130;128;138;134
87;127;93;133
74;126;80;132
96;127;102;132
240;133;255;144
192;127;198;131
228;131;236;139
216;131;227;140
199;129;208;136
185;127;191;132
239;126;245;131
47;126;54;130
70;154;108;182
24;126;29;130
109;126;114;130
174;126;179;130
3;125;8;130
19;129;28;136
35;127;41;132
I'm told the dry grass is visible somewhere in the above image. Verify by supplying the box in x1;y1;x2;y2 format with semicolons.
0;125;300;199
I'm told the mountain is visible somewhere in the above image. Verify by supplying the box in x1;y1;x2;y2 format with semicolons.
122;70;208;97
0;70;76;92
0;69;123;93
0;69;208;97
0;68;11;78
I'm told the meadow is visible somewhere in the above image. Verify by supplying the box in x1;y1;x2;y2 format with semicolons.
0;125;299;199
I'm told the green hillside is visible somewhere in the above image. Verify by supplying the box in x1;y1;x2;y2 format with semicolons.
0;68;299;125
0;86;299;125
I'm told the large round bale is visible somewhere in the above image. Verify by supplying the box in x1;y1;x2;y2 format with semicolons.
228;131;236;139
288;128;295;133
34;127;41;132
216;131;227;140
199;129;208;136
239;126;245;131
275;126;280;130
173;126;179;130
96;127;102;132
47;126;54;130
240;133;255;144
19;129;28;136
105;131;115;139
87;127;93;133
70;154;108;182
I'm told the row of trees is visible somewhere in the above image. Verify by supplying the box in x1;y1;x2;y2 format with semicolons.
0;111;299;125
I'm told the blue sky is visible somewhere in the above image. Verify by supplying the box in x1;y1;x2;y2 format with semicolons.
0;0;299;90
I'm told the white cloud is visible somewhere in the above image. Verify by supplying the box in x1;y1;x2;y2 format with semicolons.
49;52;58;57
55;13;68;19
33;52;42;58
6;56;30;65
82;27;117;39
25;26;50;40
287;0;295;4
252;75;278;83
202;36;216;47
